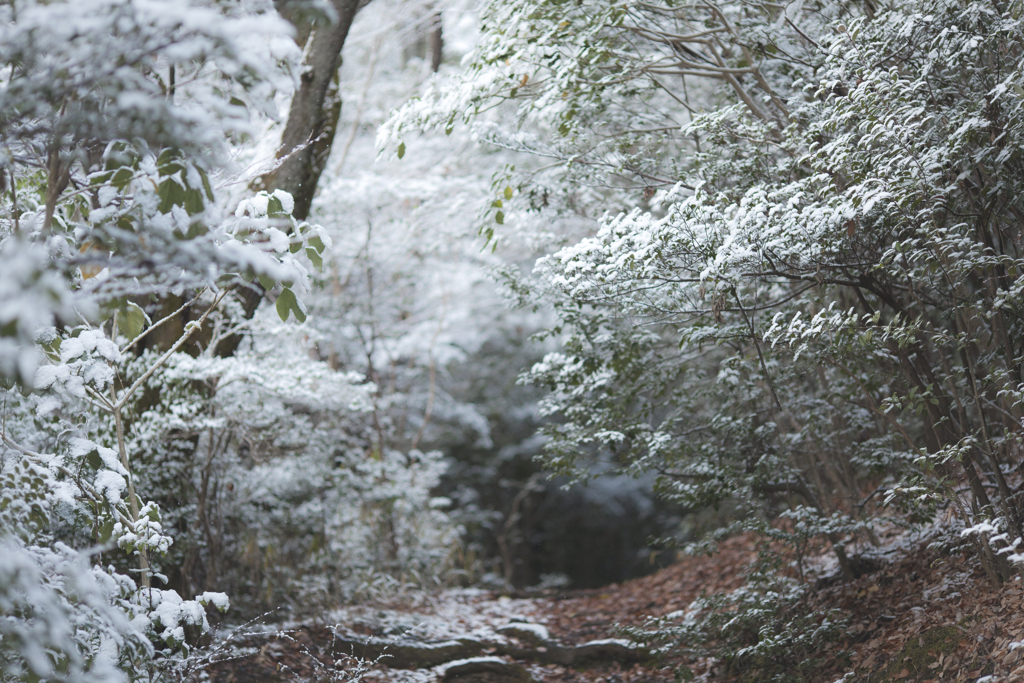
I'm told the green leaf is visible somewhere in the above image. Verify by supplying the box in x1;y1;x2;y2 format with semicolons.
184;188;205;215
199;167;215;201
111;167;134;190
495;211;504;225
215;273;239;288
98;518;114;544
157;149;184;176
308;234;326;254
158;178;186;213
86;449;104;471
185;221;209;239
276;288;297;322
504;186;513;200
275;288;307;323
491;199;503;208
397;142;406;159
306;246;323;271
257;273;276;292
117;302;147;342
292;297;307;323
267;195;285;216
41;336;61;362
156;148;176;168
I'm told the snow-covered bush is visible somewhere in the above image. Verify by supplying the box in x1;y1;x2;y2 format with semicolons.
398;0;1024;573
0;0;300;675
115;325;460;613
0;0;467;677
389;0;1024;667
0;458;151;683
623;555;848;682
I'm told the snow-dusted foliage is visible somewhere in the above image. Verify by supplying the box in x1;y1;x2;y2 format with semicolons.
118;322;460;612
0;459;151;683
392;0;1024;669
624;515;854;681
0;0;463;679
409;0;1024;559
0;0;303;384
0;0;299;674
300;0;585;589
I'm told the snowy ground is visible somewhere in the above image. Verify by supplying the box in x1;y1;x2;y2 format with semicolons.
201;524;1024;682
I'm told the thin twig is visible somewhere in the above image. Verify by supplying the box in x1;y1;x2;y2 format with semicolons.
120;289;207;356
117;289;229;410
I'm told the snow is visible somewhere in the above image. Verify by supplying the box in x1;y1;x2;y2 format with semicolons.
147;588;212;645
34;364;68;390
35;396;63;417
96;447;127;476
271;189;294;215
199;591;230;612
326;589;545;644
59;338;86;363
94;470;127;505
441;656;508;669
498;622;549;641
580;638;636;648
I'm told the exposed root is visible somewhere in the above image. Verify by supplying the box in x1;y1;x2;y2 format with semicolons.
328;629;650;669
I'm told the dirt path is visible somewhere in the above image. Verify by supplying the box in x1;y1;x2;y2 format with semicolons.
200;529;1024;683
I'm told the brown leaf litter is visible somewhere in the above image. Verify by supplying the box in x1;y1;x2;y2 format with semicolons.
200;530;1024;683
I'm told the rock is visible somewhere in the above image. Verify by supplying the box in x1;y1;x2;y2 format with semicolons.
328;630;649;671
496;623;549;646
441;657;534;683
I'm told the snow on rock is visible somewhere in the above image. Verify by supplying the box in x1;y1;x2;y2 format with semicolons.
326;588;545;644
441;656;509;670
497;622;549;643
440;657;532;683
579;638;636;648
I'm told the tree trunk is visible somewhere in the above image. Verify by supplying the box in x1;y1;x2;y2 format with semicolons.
430;11;443;72
213;0;367;358
262;0;365;221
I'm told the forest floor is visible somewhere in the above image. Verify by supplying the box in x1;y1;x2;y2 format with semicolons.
202;525;1024;683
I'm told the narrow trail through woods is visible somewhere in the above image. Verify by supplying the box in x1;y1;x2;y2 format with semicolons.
204;529;1024;683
